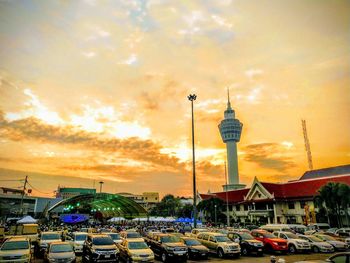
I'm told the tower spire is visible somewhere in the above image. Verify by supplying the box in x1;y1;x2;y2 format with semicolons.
227;87;232;110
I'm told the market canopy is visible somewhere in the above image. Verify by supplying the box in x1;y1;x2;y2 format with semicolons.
17;215;37;224
48;193;147;219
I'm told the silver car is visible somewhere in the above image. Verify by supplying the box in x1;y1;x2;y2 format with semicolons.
45;242;76;263
314;234;348;251
298;235;334;253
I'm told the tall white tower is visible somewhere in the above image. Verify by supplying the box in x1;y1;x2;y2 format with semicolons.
218;90;246;191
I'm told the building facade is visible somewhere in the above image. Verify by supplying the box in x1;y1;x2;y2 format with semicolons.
200;166;350;226
56;187;96;199
117;192;159;211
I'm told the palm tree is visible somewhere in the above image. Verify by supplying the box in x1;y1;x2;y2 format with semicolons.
314;182;350;227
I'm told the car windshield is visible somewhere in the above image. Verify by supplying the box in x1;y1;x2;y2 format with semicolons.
92;237;114;245
319;235;335;241
75;234;87;241
1;241;29;250
50;244;73;253
263;233;275;238
184;239;201;246
108;234;121;240
285;233;299;239
239;233;255;240
42;233;61;240
307;236;322;242
127;232;141;238
216;236;230;242
161;236;180;243
128;242;148;249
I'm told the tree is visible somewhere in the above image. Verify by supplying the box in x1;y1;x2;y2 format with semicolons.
314;182;350;227
197;197;224;224
149;194;181;217
177;204;193;218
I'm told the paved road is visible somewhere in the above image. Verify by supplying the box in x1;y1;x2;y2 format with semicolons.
33;252;335;263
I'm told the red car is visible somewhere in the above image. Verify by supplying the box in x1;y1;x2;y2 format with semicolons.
251;230;288;254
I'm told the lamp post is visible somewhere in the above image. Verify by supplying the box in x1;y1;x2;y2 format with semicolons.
99;181;104;193
188;94;197;228
214;204;217;225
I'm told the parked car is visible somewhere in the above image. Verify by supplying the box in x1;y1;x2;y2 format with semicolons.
103;233;122;245
179;237;209;259
251;230;288;254
313;234;348;251
196;232;240;258
0;237;31;263
117;238;154;262
44;241;76;263
298;235;334;253
38;232;62;256
185;228;208;238
120;231;142;240
273;231;311;253
227;231;264;256
259;224;293;233
294;252;350;263
82;234;119;263
71;232;88;254
147;233;187;262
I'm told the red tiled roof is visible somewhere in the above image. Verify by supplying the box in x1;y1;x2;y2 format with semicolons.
199;175;350;203
200;188;249;203
265;175;350;199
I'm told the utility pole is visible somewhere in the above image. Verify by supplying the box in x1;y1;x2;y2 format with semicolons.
224;161;230;227
302;119;313;170
188;94;197;228
19;176;28;216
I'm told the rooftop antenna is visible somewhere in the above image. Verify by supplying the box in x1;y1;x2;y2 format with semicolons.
302;119;313;170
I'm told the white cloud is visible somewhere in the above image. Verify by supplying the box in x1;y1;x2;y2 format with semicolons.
211;15;233;29
281;141;294;149
82;51;96;58
245;68;263;79
118;53;138;65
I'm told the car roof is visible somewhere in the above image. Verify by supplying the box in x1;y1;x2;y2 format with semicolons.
88;234;110;238
73;232;88;235
125;238;145;243
50;241;71;245
5;237;29;242
42;231;60;234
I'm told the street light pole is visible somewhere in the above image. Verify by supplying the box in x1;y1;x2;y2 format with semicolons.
99;181;104;193
188;94;197;228
214;204;217;225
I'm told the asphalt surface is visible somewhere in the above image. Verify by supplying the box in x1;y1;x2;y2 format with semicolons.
33;252;336;263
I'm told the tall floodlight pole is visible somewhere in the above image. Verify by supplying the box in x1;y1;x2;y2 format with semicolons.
224;161;230;227
188;94;197;228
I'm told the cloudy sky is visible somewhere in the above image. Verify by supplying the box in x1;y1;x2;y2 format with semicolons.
0;0;349;197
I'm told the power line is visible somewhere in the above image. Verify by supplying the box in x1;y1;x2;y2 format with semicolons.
27;182;54;195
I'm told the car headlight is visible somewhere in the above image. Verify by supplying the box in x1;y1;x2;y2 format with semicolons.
166;247;175;251
272;242;278;245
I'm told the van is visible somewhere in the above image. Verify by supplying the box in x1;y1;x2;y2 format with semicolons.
307;223;330;232
259;224;293;233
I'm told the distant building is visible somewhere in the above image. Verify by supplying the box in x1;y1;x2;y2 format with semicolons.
117;192;159;211
200;165;350;226
56;187;96;199
0;187;24;196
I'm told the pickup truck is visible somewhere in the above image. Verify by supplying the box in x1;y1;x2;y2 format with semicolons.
147;233;187;262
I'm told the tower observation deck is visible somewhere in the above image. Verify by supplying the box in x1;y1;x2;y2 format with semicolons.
218;90;246;191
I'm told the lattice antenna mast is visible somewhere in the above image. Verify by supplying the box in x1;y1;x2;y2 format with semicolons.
302;119;313;170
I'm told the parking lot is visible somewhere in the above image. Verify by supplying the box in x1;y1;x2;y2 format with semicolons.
31;252;336;263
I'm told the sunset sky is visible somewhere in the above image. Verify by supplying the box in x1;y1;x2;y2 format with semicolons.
0;0;349;198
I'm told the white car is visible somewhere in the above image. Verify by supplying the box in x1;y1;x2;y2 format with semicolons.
0;237;31;263
71;232;88;254
298;235;334;253
45;242;76;263
38;232;62;255
314;234;348;251
273;231;311;253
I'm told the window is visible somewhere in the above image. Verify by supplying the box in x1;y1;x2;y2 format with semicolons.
236;205;240;211
288;202;295;210
300;201;306;209
244;204;249;211
209;236;216;242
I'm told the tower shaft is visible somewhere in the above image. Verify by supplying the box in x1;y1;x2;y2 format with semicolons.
226;141;239;185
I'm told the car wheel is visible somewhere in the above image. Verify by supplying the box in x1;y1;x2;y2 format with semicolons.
312;246;319;253
289;244;296;254
242;247;248;256
161;252;167;262
217;248;224;258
